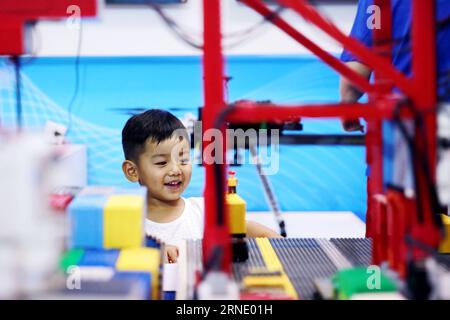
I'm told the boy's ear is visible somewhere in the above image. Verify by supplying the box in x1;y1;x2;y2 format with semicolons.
122;160;139;183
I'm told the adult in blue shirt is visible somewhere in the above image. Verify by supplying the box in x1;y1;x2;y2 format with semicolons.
340;0;450;189
341;0;450;132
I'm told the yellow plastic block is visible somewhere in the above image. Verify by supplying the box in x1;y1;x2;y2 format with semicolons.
243;273;293;298
243;268;286;289
226;193;246;235
244;275;285;287
103;195;144;249
116;248;161;300
255;238;298;299
440;214;450;253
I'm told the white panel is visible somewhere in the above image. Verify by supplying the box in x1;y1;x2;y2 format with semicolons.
34;0;358;56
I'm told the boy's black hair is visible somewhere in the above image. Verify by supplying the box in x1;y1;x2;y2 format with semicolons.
122;109;188;161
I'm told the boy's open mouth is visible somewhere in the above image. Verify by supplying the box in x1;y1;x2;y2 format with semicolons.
164;181;182;189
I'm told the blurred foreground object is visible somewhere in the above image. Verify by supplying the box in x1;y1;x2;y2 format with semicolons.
0;133;64;298
437;103;450;207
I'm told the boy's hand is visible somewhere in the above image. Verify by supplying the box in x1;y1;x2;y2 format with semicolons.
246;220;282;238
341;118;364;133
164;245;179;264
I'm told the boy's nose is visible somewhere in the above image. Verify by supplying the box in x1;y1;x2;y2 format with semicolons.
168;162;182;175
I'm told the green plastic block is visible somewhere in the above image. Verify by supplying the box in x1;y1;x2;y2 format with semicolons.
332;267;397;300
59;249;84;272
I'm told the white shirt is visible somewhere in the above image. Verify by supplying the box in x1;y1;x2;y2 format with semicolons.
145;197;204;246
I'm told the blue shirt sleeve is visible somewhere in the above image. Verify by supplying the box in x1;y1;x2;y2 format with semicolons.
341;0;373;63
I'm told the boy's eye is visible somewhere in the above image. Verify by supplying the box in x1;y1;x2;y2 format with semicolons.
180;158;190;164
155;161;167;166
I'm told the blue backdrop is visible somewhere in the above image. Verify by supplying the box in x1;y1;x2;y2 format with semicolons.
0;56;367;220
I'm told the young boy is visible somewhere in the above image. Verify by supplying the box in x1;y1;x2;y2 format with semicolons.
121;109;280;262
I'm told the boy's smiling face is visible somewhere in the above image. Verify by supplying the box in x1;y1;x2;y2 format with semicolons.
133;134;192;203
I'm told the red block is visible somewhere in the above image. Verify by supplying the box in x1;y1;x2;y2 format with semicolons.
50;193;74;212
371;194;388;265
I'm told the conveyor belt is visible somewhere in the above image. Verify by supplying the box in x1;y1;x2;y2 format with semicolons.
267;238;337;299
232;238;266;283
187;238;372;300
330;238;372;266
247;236;266;268
240;238;372;299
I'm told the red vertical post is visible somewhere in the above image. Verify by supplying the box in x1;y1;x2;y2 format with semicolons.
410;0;441;258
411;0;437;175
366;0;392;238
202;0;232;274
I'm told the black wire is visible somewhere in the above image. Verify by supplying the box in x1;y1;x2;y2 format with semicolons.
228;5;285;38
392;101;444;227
249;143;287;237
20;22;41;67
223;5;286;50
4;24;40;130
150;3;285;50
150;4;203;50
66;22;83;136
11;56;22;131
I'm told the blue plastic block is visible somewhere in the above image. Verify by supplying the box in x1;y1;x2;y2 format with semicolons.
68;194;107;249
78;249;120;267
145;237;161;249
114;272;152;299
163;291;176;300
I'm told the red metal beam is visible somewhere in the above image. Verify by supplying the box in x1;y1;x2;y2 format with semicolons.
240;0;375;94
224;100;411;123
202;0;232;274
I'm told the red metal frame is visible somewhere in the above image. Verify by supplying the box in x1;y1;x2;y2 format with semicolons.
224;100;413;122
202;0;440;274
